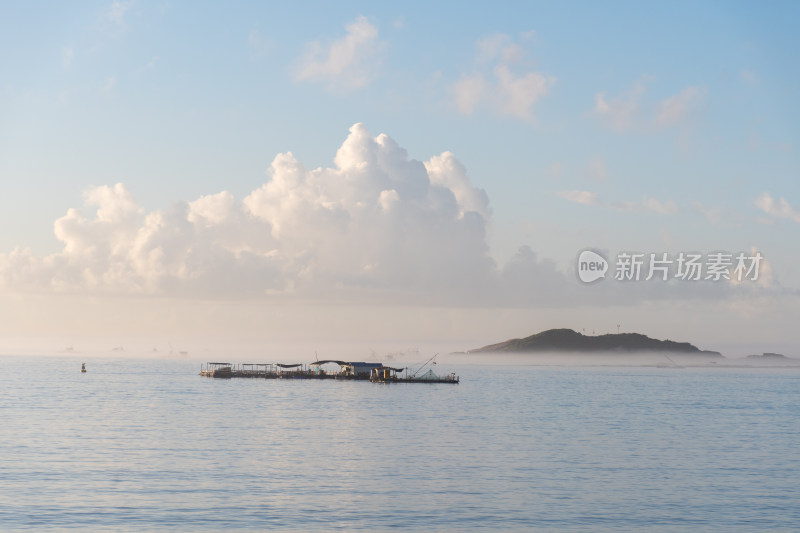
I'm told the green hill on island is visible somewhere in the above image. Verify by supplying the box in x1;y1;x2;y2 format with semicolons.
469;328;723;356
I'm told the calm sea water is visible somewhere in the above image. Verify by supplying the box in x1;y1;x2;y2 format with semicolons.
1;355;799;531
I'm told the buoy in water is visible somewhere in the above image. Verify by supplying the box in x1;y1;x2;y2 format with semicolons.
81;363;86;373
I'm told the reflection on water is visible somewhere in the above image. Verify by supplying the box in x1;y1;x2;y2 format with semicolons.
1;355;799;531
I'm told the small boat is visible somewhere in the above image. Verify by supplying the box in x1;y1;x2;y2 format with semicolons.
81;363;87;373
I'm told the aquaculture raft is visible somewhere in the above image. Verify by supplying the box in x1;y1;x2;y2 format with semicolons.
200;360;459;383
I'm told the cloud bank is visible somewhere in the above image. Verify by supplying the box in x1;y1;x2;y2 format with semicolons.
0;124;502;304
0;124;774;310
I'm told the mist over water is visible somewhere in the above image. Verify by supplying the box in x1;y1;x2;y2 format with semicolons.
2;353;799;531
451;350;800;369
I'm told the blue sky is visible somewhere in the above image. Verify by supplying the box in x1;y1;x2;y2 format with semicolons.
1;1;798;355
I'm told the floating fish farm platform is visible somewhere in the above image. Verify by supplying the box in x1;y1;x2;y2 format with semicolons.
200;360;459;383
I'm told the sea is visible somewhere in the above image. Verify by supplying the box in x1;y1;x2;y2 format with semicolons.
2;354;799;531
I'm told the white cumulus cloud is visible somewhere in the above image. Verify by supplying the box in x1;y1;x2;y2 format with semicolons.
559;190;679;214
593;80;647;131
294;16;383;93
755;192;800;223
3;125;737;310
642;197;679;214
655;86;706;127
0;124;502;303
450;33;555;121
593;78;706;131
425;152;491;220
241;123;496;300
557;190;598;206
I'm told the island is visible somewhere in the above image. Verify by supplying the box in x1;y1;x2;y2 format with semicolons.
468;328;723;356
746;352;791;360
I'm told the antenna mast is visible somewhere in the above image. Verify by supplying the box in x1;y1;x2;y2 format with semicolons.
409;353;439;379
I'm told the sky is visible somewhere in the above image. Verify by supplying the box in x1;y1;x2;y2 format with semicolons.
1;1;798;357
